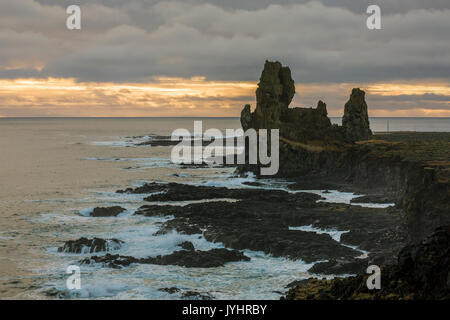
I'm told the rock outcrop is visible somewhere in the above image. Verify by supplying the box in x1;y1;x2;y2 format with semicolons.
282;226;450;300
238;61;449;243
132;182;408;273
80;248;250;269
342;88;372;141
89;206;126;217
58;237;123;253
240;60;370;145
243;61;295;132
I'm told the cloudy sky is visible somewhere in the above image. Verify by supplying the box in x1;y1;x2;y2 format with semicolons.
0;0;449;117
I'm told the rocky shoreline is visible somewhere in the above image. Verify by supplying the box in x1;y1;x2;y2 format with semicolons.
237;61;450;299
55;61;449;300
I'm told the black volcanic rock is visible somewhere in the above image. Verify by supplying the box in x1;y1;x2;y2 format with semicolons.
58;237;123;253
251;60;295;130
141;248;250;268
283;226;450;300
89;206;126;217
134;183;407;272
178;241;195;251
80;253;138;268
118;181;322;203
181;291;213;300
239;61;345;146
158;287;180;294
238;61;374;154
342;88;372;141
80;248;250;269
240;104;252;131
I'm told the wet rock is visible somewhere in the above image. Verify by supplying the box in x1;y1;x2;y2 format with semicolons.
135;135;178;147
351;194;395;204
134;186;407;272
308;258;369;275
242;181;264;187
141;248;250;268
158;287;180;294
283;226;450;300
120;181;321;204
178;241;195;251
285;278;314;289
117;183;165;194
342;88;372;142
80;248;250;269
80;253;139;269
90;206;126;217
181;291;213;300
58;237;123;253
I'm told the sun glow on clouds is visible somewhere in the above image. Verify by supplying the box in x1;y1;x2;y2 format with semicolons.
0;78;448;117
367;82;450;96
0;77;257;117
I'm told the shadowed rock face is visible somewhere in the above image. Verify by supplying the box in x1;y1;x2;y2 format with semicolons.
282;226;450;300
240;60;371;144
241;61;294;132
342;88;372;141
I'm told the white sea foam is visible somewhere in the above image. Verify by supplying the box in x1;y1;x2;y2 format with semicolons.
37;173;385;299
51;225;321;300
289;225;350;242
350;202;395;209
289;224;369;259
45;281;132;299
152;198;239;207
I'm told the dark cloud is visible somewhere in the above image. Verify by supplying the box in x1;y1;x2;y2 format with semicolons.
0;0;449;86
32;0;450;14
371;93;450;102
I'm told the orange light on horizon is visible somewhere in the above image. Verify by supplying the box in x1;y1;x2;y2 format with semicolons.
367;82;450;96
0;77;448;117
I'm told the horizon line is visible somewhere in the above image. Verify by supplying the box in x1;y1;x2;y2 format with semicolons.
1;116;449;119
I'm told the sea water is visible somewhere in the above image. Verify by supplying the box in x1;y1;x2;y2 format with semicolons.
0;117;448;299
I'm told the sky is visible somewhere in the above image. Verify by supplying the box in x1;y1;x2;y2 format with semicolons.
0;0;449;117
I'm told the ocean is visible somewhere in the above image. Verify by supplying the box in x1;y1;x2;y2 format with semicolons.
0;117;448;299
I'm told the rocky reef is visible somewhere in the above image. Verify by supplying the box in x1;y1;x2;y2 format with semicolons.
283;226;450;300
87;206;126;217
80;248;250;269
128;182;406;273
58;237;123;254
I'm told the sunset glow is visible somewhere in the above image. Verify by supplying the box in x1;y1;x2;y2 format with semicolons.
0;78;448;117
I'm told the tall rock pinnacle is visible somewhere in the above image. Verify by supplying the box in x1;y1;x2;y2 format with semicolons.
342;88;372;141
248;61;295;131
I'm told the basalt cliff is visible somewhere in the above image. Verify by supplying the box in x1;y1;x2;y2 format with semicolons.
239;60;449;243
239;61;449;299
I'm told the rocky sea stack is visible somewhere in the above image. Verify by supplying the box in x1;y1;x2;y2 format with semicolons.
241;60;371;145
342;88;372;141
